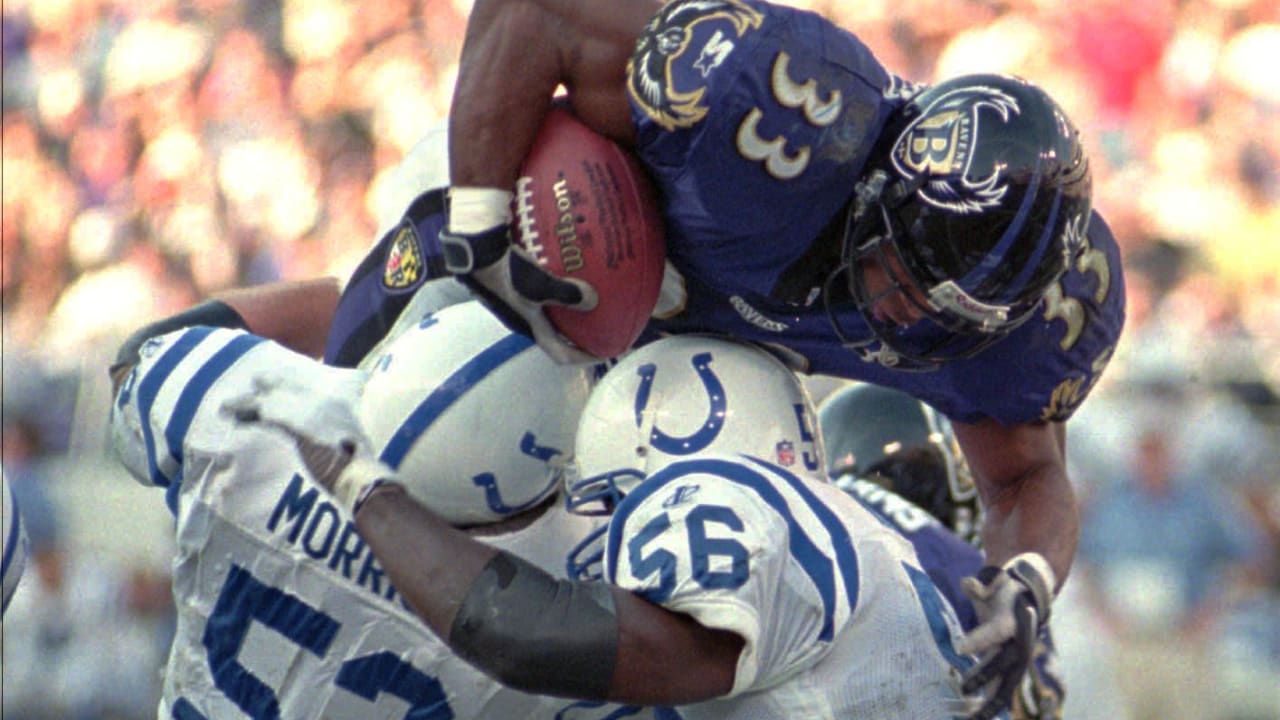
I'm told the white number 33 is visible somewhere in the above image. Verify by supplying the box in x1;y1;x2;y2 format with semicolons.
736;52;842;180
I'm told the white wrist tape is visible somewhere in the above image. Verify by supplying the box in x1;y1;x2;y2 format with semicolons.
332;456;395;514
448;187;514;234
1005;552;1056;615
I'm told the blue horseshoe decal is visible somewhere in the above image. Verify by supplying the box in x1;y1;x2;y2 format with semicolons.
635;352;726;455
472;431;562;514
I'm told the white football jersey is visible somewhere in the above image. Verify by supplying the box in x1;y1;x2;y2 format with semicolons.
111;326;651;720
605;454;972;720
2;470;29;614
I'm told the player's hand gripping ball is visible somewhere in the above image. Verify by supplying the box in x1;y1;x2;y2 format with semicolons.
512;106;666;358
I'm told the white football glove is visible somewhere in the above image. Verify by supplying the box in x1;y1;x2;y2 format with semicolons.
955;552;1056;720
440;186;597;365
220;374;393;513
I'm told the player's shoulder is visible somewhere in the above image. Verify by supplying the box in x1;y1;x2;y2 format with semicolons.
937;208;1126;424
612;453;848;532
111;326;360;488
606;453;865;597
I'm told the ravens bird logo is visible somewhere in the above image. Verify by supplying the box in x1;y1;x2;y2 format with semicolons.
627;0;764;131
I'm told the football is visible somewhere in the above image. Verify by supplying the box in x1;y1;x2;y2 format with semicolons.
513;105;666;359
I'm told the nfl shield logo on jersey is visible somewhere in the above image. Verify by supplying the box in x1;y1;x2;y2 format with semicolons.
775;440;796;467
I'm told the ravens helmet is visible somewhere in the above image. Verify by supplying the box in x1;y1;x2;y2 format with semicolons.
825;73;1092;366
817;382;981;545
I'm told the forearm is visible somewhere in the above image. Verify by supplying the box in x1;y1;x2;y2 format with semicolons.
354;484;501;638
354;484;741;704
214;277;340;358
448;0;654;189
449;0;562;189
980;460;1079;591
955;419;1078;588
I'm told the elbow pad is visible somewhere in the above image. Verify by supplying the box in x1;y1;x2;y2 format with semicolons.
111;299;249;375
449;550;619;700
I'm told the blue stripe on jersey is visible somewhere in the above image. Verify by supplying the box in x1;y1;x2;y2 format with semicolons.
164;333;265;473
743;456;860;614
137;327;217;488
377;333;533;468
902;562;973;673
607;456;858;642
2;484;21;611
170;697;208;720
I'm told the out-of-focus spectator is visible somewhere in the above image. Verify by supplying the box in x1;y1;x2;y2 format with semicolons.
1077;412;1272;720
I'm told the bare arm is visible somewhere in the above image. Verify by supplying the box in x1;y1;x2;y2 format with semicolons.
447;0;658;190
952;418;1078;590
109;277;342;396
355;484;742;704
214;277;341;358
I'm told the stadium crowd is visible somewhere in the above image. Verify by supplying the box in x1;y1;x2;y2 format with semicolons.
2;0;1278;718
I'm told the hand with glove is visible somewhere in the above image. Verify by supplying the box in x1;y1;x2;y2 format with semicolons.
955;552;1056;720
440;187;597;364
220;374;400;515
1010;629;1064;720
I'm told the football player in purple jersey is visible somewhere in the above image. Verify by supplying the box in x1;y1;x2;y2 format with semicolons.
426;0;1124;715
107;2;1124;710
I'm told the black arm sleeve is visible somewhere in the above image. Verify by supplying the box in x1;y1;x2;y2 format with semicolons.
448;550;620;700
110;299;249;375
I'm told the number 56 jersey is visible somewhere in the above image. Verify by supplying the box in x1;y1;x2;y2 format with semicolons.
605;455;975;720
109;326;639;720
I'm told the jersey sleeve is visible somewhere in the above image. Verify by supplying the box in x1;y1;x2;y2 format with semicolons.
109;326;364;495
604;456;860;695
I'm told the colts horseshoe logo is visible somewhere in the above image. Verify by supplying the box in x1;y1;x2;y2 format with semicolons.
634;352;727;455
471;433;563;514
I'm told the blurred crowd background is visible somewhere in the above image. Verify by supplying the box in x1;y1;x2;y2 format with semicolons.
1;0;1277;718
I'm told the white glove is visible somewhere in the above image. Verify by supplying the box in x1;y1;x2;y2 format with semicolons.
442;186;598;364
220;374;394;513
955;552;1056;720
441;218;598;365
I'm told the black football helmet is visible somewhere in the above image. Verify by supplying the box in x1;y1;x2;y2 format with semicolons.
825;73;1093;366
817;382;982;545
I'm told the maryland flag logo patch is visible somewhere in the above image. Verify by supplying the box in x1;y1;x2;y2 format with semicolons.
383;224;424;290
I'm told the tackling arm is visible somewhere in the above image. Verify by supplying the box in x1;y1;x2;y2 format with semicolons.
213;278;341;358
355;484;742;705
952;418;1077;590
109;278;341;396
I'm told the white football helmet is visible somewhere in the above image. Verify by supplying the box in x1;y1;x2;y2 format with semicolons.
566;335;824;578
359;301;599;526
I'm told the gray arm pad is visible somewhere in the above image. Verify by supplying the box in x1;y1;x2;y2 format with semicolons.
448;550;619;700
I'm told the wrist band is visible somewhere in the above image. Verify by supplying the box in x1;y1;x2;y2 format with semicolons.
448;187;514;234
